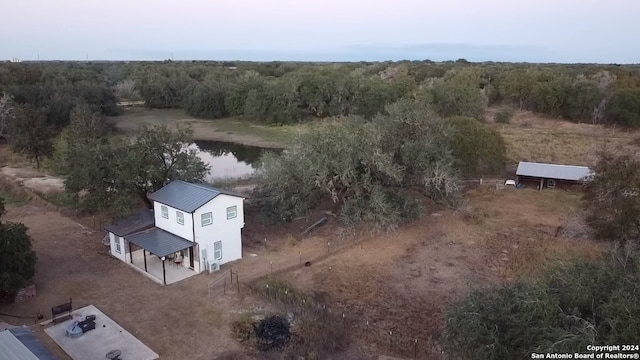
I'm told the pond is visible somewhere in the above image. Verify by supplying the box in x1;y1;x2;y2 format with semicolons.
192;140;282;181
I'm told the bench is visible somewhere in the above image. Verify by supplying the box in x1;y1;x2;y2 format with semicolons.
51;298;73;324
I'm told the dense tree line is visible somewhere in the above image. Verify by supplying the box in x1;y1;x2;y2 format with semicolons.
2;60;640;132
124;61;640;127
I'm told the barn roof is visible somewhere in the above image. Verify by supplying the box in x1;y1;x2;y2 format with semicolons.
148;180;245;213
516;162;593;181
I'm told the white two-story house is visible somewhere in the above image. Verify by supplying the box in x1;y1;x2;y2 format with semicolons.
105;180;245;285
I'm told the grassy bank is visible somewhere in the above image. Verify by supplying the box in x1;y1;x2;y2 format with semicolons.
112;108;301;148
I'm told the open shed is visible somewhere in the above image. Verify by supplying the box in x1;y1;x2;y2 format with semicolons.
516;162;593;190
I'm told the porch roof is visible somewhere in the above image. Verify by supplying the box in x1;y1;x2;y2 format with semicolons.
126;227;194;258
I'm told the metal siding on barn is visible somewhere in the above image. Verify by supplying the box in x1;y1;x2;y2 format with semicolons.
0;330;40;360
516;162;593;181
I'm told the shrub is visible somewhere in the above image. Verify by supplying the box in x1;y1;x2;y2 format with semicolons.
443;251;640;360
494;108;514;124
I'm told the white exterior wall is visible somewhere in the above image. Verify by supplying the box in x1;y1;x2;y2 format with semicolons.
109;232;127;263
153;201;194;241
194;194;244;271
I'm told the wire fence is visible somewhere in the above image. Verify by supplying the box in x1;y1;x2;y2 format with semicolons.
206;231;443;357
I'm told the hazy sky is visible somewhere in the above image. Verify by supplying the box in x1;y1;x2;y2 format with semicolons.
1;0;637;63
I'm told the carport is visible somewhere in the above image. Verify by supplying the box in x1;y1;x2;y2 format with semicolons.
125;228;196;285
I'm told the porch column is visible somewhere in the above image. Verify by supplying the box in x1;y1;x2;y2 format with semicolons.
539;178;544;191
144;250;147;272
129;242;133;264
162;259;166;285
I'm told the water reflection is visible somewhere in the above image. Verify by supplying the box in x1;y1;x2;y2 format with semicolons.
192;140;281;180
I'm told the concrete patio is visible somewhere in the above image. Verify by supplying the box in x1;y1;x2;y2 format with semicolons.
45;305;158;360
130;249;197;285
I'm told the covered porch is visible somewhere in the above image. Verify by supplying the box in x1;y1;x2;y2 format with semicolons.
126;228;198;285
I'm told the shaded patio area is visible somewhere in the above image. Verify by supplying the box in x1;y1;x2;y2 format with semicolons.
130;250;196;285
125;227;198;285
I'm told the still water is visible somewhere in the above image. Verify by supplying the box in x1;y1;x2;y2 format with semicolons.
192;140;281;180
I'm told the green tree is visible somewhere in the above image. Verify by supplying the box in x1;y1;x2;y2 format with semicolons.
9;105;54;168
65;124;209;213
448;116;507;177
584;154;640;243
0;198;38;296
606;87;640;128
254;98;459;229
502;68;538;110
183;81;228;119
424;68;487;119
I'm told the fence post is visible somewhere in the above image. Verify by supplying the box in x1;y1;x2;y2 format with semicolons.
342;313;346;330
366;320;369;340
389;330;393;351
230;269;233;283
299;251;302;265
327;241;330;254
270;261;273;274
414;338;418;358
223;278;226;295
236;271;240;295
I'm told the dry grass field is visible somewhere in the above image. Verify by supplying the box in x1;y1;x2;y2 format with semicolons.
487;108;640;166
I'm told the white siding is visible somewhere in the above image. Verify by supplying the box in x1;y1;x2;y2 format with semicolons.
109;232;127;263
194;194;244;270
153;202;194;241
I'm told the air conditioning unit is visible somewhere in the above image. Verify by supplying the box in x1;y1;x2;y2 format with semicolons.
207;261;220;273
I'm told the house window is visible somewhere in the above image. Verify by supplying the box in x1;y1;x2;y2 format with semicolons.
114;238;121;254
161;205;168;219
176;211;184;225
214;241;222;260
226;206;237;220
201;212;212;226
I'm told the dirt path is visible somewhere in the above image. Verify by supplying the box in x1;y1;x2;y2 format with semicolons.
0;166;65;194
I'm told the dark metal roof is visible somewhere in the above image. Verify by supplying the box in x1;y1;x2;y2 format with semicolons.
104;209;155;237
516;162;593;181
9;328;57;360
147;180;245;213
0;330;39;360
126;227;194;258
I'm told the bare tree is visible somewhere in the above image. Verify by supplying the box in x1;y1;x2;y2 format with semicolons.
0;93;14;139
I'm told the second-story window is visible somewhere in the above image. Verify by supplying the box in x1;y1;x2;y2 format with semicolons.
201;212;212;226
176;211;184;225
161;205;168;219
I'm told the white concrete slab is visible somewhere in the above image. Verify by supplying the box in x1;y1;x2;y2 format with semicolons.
44;305;158;360
130;249;197;285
